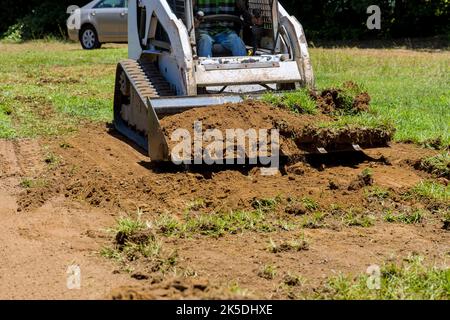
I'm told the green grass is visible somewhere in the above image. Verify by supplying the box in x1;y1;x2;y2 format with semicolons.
0;41;126;138
418;152;450;178
19;177;48;189
267;234;309;253
251;196;283;213
311;48;450;147
155;209;287;238
102;215;178;272
262;89;317;114
301;211;328;229
365;186;391;200
111;216;147;237
410;180;449;203
342;210;376;228
0;42;448;148
301;197;320;212
383;209;426;225
315;256;450;300
258;264;277;280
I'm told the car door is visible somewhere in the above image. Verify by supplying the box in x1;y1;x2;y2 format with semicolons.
117;0;128;42
91;0;127;41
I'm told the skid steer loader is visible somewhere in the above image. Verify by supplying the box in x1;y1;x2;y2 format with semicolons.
114;0;315;162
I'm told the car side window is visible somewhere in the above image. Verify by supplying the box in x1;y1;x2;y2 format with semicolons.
95;0;125;9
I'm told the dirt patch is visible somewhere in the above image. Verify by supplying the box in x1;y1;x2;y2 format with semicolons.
15;124;425;216
109;278;245;300
4;124;449;299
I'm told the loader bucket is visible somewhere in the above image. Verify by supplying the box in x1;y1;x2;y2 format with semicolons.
147;95;245;162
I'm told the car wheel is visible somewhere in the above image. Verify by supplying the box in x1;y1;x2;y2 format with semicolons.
80;26;101;50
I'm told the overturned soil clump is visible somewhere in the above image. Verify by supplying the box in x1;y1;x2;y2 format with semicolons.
310;81;371;115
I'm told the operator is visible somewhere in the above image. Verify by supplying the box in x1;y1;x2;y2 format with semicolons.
193;0;257;57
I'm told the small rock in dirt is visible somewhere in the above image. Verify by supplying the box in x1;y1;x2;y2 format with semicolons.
285;203;307;216
171;281;189;292
131;273;149;281
192;280;209;291
328;180;340;190
286;163;306;175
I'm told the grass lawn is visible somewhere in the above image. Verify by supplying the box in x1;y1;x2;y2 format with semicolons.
0;40;449;147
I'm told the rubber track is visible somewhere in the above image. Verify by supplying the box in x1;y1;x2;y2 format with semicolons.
120;59;174;99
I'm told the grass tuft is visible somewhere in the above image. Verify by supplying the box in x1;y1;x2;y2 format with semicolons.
417;152;450;178
315;256;450;300
410;181;449;203
267;234;309;253
383;209;425;225
262;89;317;115
258;265;277;280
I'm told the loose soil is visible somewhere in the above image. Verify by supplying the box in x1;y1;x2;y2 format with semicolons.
161;100;393;159
0;104;448;299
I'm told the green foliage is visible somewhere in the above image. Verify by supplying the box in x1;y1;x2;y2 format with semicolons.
0;1;87;40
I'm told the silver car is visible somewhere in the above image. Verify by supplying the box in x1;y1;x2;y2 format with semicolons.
67;0;128;49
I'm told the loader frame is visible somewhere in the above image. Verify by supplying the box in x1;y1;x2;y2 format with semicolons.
114;0;315;162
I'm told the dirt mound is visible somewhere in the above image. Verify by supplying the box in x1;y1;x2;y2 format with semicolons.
310;81;371;115
161;100;393;158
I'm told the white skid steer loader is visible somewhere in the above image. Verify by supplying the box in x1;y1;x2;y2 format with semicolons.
114;0;315;162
